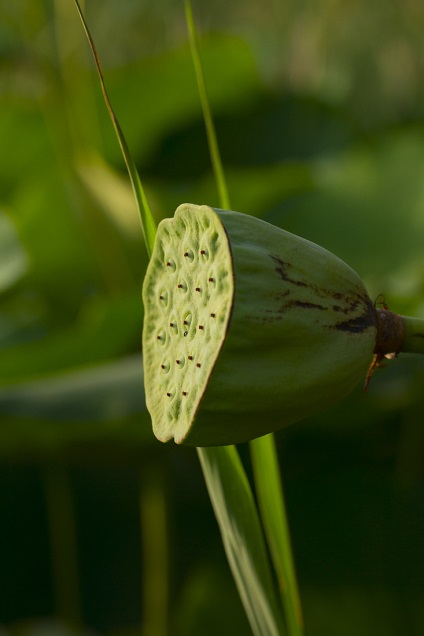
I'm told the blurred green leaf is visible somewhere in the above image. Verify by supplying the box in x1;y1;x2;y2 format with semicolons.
271;127;424;283
0;292;142;386
0;210;27;292
0;355;150;455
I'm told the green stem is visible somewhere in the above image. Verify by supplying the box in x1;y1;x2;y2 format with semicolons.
140;462;169;636
42;463;82;627
73;0;157;257
401;315;424;354
250;436;304;636
198;446;286;636
184;0;231;210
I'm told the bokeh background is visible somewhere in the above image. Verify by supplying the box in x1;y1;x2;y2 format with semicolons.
2;1;424;634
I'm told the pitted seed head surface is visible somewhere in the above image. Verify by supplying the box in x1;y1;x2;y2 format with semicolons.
142;204;234;443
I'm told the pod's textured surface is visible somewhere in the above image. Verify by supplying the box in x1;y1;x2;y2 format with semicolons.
142;205;234;443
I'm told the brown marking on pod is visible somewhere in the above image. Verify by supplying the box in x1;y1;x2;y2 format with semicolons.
271;254;308;288
289;300;327;311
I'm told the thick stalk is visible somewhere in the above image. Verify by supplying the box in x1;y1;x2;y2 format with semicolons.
400;315;424;354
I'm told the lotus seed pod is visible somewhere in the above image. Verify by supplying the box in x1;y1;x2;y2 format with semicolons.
142;204;378;446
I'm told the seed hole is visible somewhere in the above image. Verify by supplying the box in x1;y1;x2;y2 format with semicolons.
159;290;169;306
208;270;217;289
165;257;176;273
160;359;171;374
169;318;178;336
183;249;194;263
200;246;209;261
156;329;166;346
182;311;193;333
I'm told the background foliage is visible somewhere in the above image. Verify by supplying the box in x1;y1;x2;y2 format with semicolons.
2;0;424;634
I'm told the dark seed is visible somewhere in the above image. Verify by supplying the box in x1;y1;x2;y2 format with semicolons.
210;313;216;318
196;363;201;368
199;325;204;330
182;391;187;396
176;360;180;365
166;392;171;397
188;356;193;361
208;278;214;282
195;287;201;292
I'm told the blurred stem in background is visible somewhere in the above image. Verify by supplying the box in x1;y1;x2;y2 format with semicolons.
139;460;169;636
42;463;82;627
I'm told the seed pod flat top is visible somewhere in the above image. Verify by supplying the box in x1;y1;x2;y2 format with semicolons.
142;205;234;444
143;204;378;446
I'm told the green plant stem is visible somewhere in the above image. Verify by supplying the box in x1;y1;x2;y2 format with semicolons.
401;315;424;354
250;436;303;636
140;461;169;636
198;446;286;636
42;463;82;627
73;0;156;257
184;0;230;210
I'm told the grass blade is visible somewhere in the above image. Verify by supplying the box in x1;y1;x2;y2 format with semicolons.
250;435;304;636
198;446;286;636
184;0;230;209
72;0;157;257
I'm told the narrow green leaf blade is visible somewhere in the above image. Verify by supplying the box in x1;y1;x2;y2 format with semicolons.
72;0;157;257
184;0;230;210
198;446;286;636
250;435;304;636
